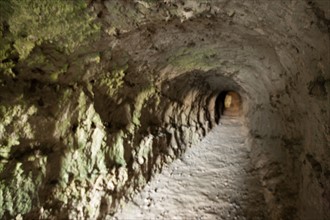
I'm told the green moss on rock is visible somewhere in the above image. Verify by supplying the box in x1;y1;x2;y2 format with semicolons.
131;85;156;131
0;161;45;217
109;131;126;167
0;0;99;76
99;69;126;97
0;104;37;158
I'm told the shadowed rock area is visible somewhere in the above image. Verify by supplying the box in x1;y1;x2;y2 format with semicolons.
0;0;329;219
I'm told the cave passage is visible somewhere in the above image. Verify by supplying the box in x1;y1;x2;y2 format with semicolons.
215;91;242;123
0;0;328;219
114;115;266;219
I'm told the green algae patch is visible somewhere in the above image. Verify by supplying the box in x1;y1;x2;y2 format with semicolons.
48;88;110;213
84;52;101;64
131;85;157;131
0;0;99;76
5;0;99;54
55;90;108;182
0;104;37;158
0;161;45;217
99;69;126;97
13;38;35;60
49;64;69;82
0;102;43;218
108;131;126;167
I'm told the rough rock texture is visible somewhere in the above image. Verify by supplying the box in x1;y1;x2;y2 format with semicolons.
0;0;329;219
115;116;267;220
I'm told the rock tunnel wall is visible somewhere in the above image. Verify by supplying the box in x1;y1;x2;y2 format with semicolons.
0;0;329;219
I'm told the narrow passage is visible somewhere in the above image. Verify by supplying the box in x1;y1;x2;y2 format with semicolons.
115;116;266;220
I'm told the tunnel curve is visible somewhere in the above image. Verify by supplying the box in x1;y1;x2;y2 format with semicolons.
0;1;328;220
92;11;329;218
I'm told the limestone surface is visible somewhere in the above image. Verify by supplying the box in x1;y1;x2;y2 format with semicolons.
0;0;329;219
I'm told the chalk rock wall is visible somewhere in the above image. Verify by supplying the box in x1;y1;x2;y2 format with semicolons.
0;0;329;219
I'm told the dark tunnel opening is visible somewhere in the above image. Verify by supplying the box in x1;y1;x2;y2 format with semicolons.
215;91;242;123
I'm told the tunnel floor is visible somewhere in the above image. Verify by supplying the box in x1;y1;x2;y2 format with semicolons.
114;116;266;220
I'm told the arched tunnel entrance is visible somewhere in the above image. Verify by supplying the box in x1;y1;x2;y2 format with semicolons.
215;91;242;123
159;71;247;127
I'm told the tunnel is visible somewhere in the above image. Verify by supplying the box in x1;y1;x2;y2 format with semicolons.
0;0;329;220
215;90;242;123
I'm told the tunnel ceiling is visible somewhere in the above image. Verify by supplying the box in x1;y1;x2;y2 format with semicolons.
0;0;329;219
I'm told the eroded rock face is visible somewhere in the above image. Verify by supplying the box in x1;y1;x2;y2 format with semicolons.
0;0;329;219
